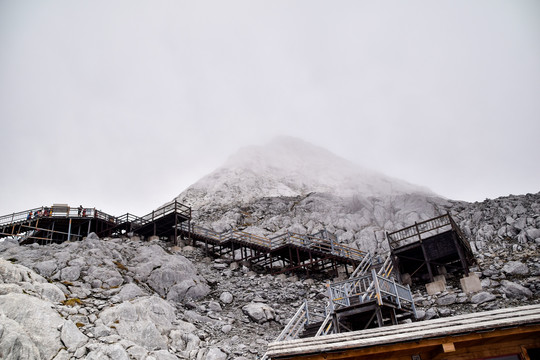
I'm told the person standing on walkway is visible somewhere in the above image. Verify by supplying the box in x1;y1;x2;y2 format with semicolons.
78;205;83;217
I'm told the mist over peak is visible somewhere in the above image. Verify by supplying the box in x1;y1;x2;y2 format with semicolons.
180;136;436;209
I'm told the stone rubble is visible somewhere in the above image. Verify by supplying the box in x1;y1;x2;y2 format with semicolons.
0;192;539;359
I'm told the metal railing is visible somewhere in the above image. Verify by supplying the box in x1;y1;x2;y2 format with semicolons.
326;269;415;314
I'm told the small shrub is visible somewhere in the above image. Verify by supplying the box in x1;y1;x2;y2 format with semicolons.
113;261;128;271
62;298;82;307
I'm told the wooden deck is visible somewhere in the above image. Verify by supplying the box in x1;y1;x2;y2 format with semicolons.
1;201;365;276
266;304;540;360
179;223;366;275
386;213;475;283
0;201;190;245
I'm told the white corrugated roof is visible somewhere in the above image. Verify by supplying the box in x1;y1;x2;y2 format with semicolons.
266;303;540;358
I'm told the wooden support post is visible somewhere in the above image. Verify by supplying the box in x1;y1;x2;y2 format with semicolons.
174;214;178;246
375;308;384;327
87;220;92;237
50;221;55;244
391;252;401;284
67;219;72;242
452;231;470;276
390;308;398;325
419;240;434;282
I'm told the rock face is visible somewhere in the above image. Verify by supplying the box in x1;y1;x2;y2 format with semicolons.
0;139;539;359
175;137;448;253
0;263;65;360
0;236;322;359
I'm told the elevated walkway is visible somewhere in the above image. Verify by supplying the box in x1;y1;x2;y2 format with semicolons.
0;201;190;245
1;202;364;276
179;223;366;275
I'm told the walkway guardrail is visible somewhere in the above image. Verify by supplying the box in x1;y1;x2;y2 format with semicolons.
386;212;470;253
179;223;366;263
0;206;113;228
0;201;191;241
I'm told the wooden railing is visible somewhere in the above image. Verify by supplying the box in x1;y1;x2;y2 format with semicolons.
0;206;116;228
180;223;367;263
386;213;462;249
0;201;191;239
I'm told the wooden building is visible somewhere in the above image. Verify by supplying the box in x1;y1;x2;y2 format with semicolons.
387;213;475;284
266;304;540;360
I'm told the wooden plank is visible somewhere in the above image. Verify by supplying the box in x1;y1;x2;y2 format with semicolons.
267;305;540;357
268;325;540;359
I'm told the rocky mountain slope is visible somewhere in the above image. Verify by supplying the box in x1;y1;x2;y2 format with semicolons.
176;137;450;253
0;191;538;359
0;137;538;359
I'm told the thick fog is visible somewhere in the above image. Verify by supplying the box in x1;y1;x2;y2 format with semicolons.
1;1;539;216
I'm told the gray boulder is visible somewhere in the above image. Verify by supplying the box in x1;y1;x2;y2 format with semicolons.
86;266;123;288
220;291;234;304
61;320;88;352
33;260;58;278
166;279;210;303
34;283;65;303
436;294;457;306
470;291;496;304
500;280;533;298
98;296;176;351
206;347;227;360
59;265;81;282
0;293;63;359
502;261;529;275
0;258;46;284
0;314;41;360
111;283;146;303
242;302;275;323
151;349;180;360
0;284;22;295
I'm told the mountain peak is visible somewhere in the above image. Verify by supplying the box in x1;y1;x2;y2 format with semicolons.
176;136;436;209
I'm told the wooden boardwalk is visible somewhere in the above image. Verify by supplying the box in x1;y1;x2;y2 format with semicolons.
179;223;366;275
0;201;366;275
0;201;190;245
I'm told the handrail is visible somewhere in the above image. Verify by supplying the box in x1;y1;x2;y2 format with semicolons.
274;301;309;342
386;213;466;249
0;206;118;228
179;223;367;264
0;201;192;240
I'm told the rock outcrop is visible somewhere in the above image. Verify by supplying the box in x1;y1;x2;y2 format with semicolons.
0;173;539;359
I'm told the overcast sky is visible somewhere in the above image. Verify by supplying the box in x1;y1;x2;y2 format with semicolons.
1;1;539;217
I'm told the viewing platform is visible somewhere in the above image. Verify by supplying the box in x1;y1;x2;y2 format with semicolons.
386;213;475;284
179;223;366;275
0;201;190;245
1;202;365;276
